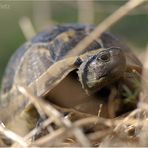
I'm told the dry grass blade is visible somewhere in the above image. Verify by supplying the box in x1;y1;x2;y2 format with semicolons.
30;124;90;146
114;108;141;131
17;85;65;126
77;0;94;24
74;116;113;128
24;118;53;141
88;129;112;144
19;16;36;40
32;1;53;30
31;116;115;147
0;122;27;147
30;128;65;146
140;49;148;104
66;0;146;57
137;46;148;146
17;86;90;146
108;87;117;118
139;102;148;110
17;86;46;119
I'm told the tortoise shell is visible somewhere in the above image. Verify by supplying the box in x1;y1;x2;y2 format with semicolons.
0;24;142;123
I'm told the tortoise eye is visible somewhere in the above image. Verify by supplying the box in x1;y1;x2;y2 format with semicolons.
97;51;110;62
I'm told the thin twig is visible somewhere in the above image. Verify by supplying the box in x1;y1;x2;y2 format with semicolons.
30;128;65;146
19;16;36;40
17;86;91;147
114;108;142;132
0;122;28;147
108;87;117;118
77;0;94;24
66;0;146;57
140;48;148;104
74;117;113;128
16;113;148;147
32;1;53;30
24;118;54;141
30;117;111;146
17;86;67;126
88;129;112;143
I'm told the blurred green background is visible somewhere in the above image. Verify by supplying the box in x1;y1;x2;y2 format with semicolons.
0;0;148;84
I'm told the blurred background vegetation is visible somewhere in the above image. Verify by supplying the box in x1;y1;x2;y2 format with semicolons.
0;0;148;83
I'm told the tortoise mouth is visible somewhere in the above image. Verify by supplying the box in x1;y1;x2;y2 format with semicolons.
85;75;109;94
87;75;107;88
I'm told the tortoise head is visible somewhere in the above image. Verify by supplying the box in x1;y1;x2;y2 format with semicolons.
77;47;126;94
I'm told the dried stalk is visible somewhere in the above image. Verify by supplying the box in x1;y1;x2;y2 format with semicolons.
17;86;66;126
19;17;36;40
66;0;146;57
30;128;65;146
114;108;141;132
77;0;94;24
30;115;148;146
24;118;53;141
140;48;148;104
88;129;112;144
17;86;90;147
32;1;53;30
0;122;27;147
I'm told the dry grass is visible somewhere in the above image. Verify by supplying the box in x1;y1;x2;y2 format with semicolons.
0;0;148;147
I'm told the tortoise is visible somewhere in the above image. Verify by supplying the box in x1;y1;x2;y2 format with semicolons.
0;24;142;136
